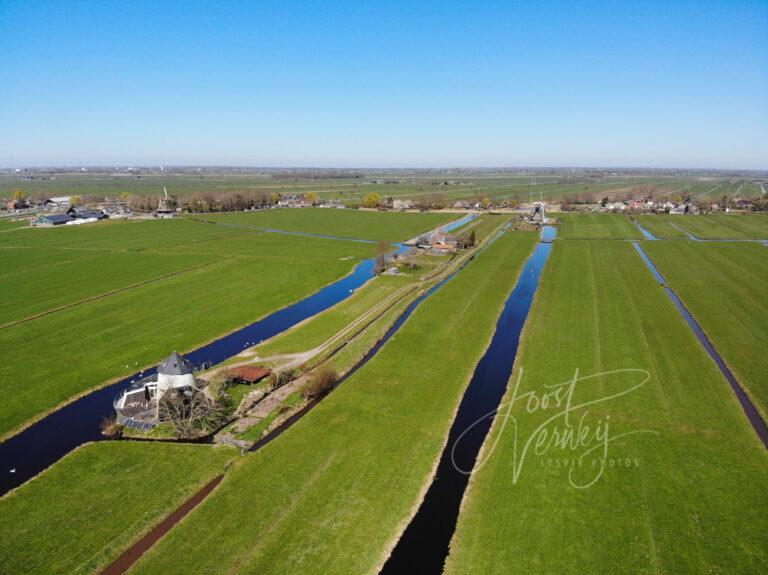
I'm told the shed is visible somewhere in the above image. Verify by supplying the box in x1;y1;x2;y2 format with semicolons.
224;366;271;384
31;214;73;227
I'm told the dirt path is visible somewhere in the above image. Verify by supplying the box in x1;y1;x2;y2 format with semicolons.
99;474;224;575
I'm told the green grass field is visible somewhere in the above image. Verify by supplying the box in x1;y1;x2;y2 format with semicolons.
0;218;247;251
644;242;768;418
0;442;234;575
0;212;457;439
0;236;371;439
445;241;768;573
636;215;691;239
558;213;643;239
194;208;458;242
670;215;757;240
0;219;28;232
127;231;537;575
708;214;768;238
0;251;206;326
3;172;741;205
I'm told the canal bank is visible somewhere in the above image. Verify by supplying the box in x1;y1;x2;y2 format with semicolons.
380;226;556;575
632;241;768;448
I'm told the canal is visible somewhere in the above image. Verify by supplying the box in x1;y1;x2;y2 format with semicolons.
380;226;556;574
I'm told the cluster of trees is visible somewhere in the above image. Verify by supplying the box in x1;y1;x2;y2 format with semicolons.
181;191;278;213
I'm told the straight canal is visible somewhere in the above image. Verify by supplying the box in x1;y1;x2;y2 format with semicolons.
381;225;556;574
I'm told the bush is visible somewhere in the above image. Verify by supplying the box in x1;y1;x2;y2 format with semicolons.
100;416;124;438
300;365;339;399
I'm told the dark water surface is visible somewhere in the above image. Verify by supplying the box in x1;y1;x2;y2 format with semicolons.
380;227;555;574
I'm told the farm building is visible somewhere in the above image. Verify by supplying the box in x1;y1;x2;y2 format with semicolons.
278;194;309;208
224;366;271;384
31;214;73;227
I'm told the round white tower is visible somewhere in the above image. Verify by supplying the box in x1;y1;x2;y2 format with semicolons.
156;351;196;396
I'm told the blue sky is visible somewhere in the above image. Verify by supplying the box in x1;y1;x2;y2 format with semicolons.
1;0;766;169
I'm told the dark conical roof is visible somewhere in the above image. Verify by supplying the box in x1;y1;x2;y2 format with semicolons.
157;351;194;376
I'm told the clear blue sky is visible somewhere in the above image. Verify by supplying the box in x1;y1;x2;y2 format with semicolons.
1;0;766;169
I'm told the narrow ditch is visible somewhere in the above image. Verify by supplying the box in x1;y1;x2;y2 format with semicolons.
632;241;768;448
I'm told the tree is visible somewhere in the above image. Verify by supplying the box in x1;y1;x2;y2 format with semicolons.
481;196;491;210
374;239;391;274
305;191;319;205
12;189;24;201
362;192;381;208
70;195;82;207
158;387;227;439
601;196;609;207
468;229;476;247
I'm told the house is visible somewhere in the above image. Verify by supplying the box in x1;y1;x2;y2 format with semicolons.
31;214;74;227
453;200;470;209
278;194;309;208
6;199;29;211
391;199;413;211
430;231;462;252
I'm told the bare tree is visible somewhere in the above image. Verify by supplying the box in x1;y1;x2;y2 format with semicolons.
158;388;227;438
300;365;338;399
374;240;392;274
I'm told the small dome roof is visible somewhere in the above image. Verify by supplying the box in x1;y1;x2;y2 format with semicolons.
157;351;194;376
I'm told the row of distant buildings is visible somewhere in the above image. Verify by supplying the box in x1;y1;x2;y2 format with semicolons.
26;195;133;226
593;197;757;214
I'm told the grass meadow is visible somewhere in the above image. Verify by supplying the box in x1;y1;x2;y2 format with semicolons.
0;442;234;575
644;241;768;418
126;232;537;575
557;213;643;239
194;208;458;242
445;241;768;573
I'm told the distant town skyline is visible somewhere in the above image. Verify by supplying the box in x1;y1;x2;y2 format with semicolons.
1;0;766;170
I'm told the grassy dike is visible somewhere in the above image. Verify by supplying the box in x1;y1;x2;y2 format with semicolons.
0;442;235;575
128;231;537;575
644;241;768;419
445;241;768;574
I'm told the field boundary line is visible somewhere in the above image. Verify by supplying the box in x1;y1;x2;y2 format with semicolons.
0;260;218;330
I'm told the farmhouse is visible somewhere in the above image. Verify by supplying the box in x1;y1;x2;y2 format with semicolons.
430;231;462;253
31;214;73;227
278;194;309;208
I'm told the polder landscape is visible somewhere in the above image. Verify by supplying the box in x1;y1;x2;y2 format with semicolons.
0;167;767;574
3;1;768;573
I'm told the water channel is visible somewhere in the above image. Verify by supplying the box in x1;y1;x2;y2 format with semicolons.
380;226;556;574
